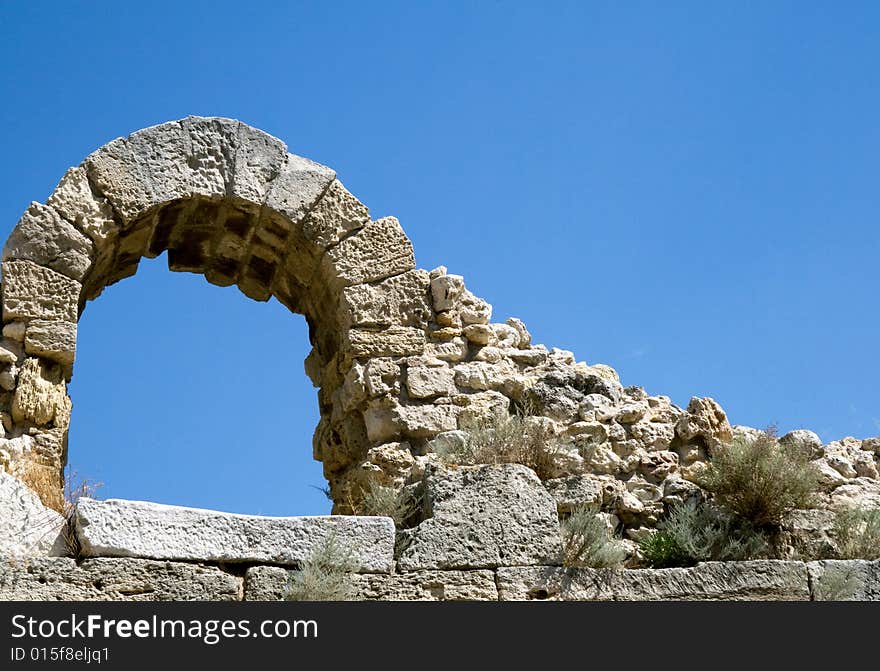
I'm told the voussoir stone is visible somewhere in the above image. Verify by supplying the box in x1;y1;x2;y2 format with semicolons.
264;152;336;227
3;202;95;281
230;121;289;203
0;471;66;559
75;498;395;573
397;464;562;571
244;565;498;601
301;179;370;250
1;260;81;323
322;216;415;288
86;118;234;223
0;557;241;601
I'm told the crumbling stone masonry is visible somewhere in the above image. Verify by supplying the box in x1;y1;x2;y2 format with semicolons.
1;118;878;601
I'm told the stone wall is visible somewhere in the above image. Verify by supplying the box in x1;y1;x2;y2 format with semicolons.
1;117;878;601
0;470;876;601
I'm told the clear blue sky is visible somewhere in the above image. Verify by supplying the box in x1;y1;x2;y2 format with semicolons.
1;2;878;515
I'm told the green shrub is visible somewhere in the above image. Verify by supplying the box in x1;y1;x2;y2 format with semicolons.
359;482;420;528
695;429;820;528
640;502;770;568
285;533;357;602
831;506;880;560
435;408;566;481
560;506;627;569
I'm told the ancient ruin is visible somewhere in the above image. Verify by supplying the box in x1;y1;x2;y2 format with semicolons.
1;117;878;601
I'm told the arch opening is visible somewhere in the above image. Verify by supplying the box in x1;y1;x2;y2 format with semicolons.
0;116;431;514
69;251;329;515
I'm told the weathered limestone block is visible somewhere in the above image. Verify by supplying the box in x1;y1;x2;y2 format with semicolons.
544;474;604;514
808;560;880;601
23;320;77;368
363;357;400;397
75;498;395;573
397;464;562;571
345;326;425;358
491;323;520;348
453;360;522;395
430;273;465;311
264;152;336;228
829;477;880;508
2;260;80;323
351;570;498;601
46;166;119;251
2;322;26;342
0;557;241;601
405;360;456;399
496;566;616;601
301;179;370;250
397;403;461;437
612;561;810;601
87;117;280;224
340;269;432;329
12;357;70;427
323;216;415;288
780;429;824;459
497;561;810;601
462;323;494;346
425;337;469;363
0;471;66;558
675;396;733;452
0;435;34;470
364;442;415;484
363;398;460;443
506;317;531;348
3;202;95;281
0;337;23;364
230;121;289;204
85;122;197;223
244;565;497;601
627;421;676;451
454;390;510;429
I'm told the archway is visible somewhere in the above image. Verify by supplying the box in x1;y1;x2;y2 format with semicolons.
0;116;448;512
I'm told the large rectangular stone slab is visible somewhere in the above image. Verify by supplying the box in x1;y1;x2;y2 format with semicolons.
244;565;497;601
75;498;395;573
497;561;810;601
611;560;810;601
496;566;616;601
808;560;880;601
0;557;241;601
397;464;563;571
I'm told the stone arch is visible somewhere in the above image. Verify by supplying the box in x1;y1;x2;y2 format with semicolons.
0;116;458;511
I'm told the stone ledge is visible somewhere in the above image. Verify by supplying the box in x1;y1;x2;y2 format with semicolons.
75;498;395;573
497;561;814;601
244;565;498;601
0;557;241;601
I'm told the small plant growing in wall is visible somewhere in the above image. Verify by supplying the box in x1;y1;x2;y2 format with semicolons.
285;533;357;602
694;428;820;529
560;505;627;569
829;506;880;561
435;401;568;481
640;501;770;568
